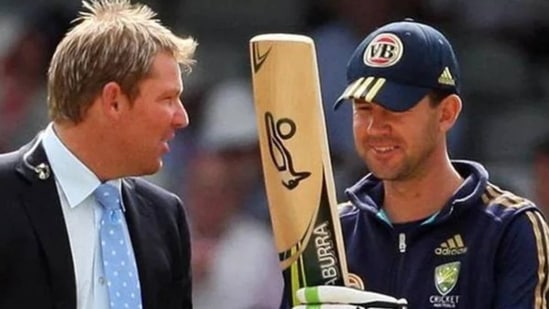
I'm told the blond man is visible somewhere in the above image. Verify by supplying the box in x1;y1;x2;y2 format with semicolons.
0;1;197;308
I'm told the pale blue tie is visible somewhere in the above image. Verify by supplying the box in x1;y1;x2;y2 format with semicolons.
94;183;143;309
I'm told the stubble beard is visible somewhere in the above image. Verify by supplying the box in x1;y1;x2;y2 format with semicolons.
366;154;413;181
365;140;437;183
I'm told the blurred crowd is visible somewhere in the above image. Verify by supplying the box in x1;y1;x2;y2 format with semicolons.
1;0;549;307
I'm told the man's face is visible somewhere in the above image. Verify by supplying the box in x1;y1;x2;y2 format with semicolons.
352;96;443;181
116;51;188;175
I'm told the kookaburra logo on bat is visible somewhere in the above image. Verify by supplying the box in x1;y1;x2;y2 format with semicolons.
265;112;311;190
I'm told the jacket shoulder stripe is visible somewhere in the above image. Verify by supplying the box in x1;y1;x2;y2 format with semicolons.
482;183;533;209
525;210;549;308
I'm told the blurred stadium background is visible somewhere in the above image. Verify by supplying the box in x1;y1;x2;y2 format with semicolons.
1;0;549;305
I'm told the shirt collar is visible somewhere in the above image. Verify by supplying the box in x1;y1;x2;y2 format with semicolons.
42;123;123;209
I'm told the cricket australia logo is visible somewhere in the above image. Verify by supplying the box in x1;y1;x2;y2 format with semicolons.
265;112;311;190
430;262;461;308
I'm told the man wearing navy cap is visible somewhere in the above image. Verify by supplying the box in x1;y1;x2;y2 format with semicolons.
292;19;549;309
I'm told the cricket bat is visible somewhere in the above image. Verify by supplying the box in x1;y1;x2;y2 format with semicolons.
249;34;350;306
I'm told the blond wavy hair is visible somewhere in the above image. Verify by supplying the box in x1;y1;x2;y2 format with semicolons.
47;0;197;122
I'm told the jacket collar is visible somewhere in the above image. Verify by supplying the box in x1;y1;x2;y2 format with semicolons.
15;132;52;183
14;135;77;309
345;160;489;224
120;178;155;308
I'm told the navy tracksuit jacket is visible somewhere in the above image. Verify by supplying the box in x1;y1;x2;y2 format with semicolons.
340;160;549;308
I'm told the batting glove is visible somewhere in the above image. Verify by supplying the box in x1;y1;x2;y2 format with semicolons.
292;286;408;309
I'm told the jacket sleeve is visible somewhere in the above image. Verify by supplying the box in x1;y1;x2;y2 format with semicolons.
494;210;549;309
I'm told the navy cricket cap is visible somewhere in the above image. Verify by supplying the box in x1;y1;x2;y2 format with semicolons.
334;19;460;112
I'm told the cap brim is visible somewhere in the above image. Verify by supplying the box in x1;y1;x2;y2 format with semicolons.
334;77;431;112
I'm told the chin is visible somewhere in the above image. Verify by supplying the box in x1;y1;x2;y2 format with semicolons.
370;170;393;180
149;162;163;175
137;160;163;176
367;164;401;181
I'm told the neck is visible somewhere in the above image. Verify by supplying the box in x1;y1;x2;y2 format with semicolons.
53;119;122;182
382;153;463;224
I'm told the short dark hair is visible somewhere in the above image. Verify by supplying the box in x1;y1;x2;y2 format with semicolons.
427;89;455;107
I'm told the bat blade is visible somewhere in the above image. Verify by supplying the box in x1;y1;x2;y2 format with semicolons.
249;34;349;306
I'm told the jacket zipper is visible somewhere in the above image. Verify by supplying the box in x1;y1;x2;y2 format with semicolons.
391;232;407;295
399;233;407;253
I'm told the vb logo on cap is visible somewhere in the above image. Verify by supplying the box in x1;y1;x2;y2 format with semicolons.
364;33;403;68
334;19;461;112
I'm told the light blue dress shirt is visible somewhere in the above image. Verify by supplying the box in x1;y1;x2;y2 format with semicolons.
41;123;140;309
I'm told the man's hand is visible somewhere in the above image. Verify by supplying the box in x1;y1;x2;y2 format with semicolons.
292;286;408;309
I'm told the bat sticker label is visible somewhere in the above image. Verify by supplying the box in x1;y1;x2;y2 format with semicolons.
252;42;272;73
314;221;339;284
265;112;311;190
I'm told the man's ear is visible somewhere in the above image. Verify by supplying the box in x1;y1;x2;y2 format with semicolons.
439;94;462;132
100;82;123;115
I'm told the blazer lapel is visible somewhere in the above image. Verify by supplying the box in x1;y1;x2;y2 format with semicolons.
15;139;76;309
121;179;155;308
